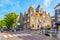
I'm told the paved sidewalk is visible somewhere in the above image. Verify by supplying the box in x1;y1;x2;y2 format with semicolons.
0;36;2;40
0;30;60;40
32;31;60;40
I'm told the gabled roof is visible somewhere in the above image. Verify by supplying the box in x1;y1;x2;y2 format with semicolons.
55;3;60;9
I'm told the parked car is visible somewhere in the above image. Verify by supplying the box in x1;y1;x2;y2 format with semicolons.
3;27;8;31
16;28;22;31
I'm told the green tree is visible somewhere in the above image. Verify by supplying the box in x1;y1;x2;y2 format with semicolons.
4;12;18;30
0;20;5;29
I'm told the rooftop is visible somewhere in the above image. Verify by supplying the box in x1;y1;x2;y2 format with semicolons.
55;3;60;9
29;6;34;10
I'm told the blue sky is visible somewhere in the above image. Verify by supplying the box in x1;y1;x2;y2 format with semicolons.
0;0;60;19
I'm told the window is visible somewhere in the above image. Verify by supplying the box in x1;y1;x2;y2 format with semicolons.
59;17;60;18
32;25;34;27
57;9;60;14
23;18;24;21
43;15;46;18
48;20;50;22
39;20;42;22
24;21;26;23
27;19;29;22
32;18;35;22
58;14;60;21
38;20;42;25
38;25;39;28
31;12;32;14
43;21;45;23
28;14;30;17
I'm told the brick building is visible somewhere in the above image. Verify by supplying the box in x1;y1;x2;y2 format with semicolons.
18;5;51;30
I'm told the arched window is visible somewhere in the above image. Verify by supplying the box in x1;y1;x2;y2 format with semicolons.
32;25;34;27
43;15;46;18
38;25;39;28
32;17;35;22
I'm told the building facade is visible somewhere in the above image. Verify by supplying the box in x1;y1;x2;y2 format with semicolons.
55;3;60;30
55;3;60;23
18;5;51;30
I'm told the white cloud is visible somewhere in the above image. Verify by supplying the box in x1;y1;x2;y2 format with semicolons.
44;0;52;7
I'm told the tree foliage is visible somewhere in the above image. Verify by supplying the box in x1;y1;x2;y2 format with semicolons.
4;12;18;29
0;20;5;29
